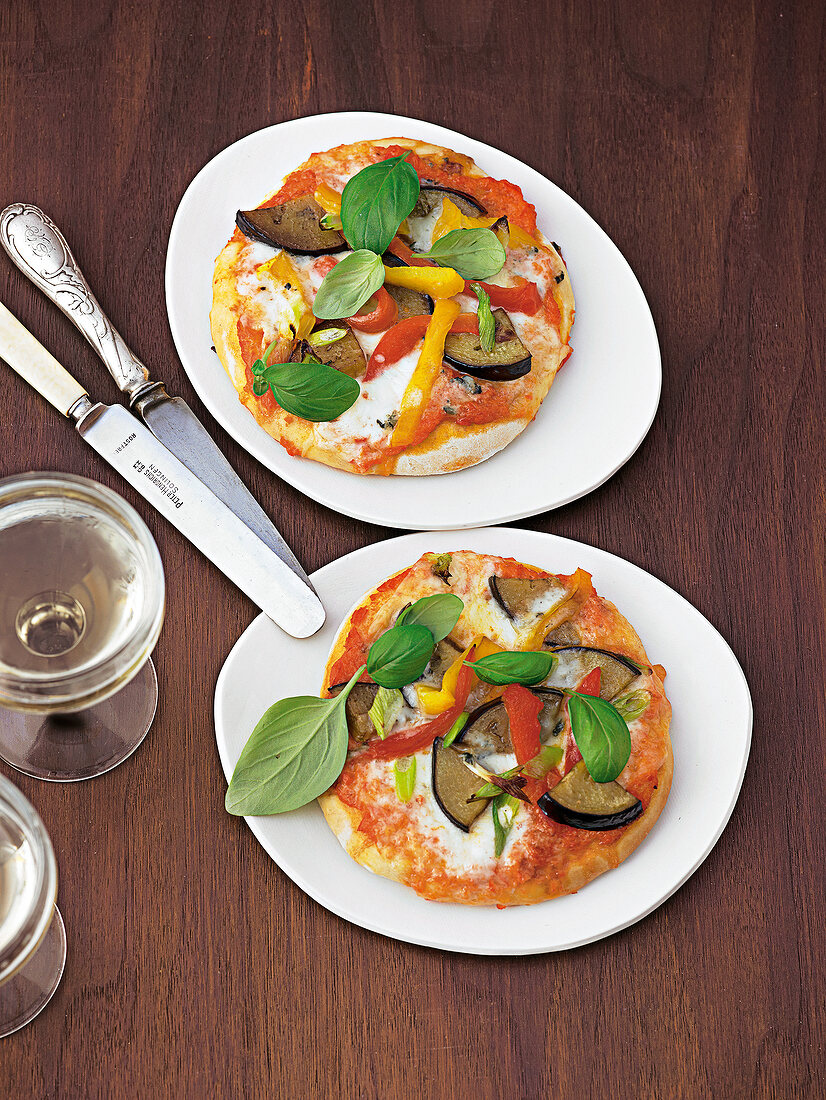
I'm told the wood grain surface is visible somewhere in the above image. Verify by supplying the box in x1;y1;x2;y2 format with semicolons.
1;1;824;1097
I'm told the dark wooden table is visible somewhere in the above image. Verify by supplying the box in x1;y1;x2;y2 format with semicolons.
1;1;823;1096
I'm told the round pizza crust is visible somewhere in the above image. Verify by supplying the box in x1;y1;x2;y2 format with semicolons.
210;138;575;477
316;551;672;907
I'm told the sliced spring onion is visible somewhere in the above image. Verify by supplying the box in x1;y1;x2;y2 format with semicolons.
442;711;469;748
612;689;651;723
368;687;404;739
308;326;348;348
492;793;520;857
319;212;343;231
522;743;563;779
394;756;416;802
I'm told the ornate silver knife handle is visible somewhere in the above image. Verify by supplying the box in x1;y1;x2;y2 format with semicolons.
0;203;157;404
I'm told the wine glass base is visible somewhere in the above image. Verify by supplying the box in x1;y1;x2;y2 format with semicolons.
0;904;66;1037
0;659;158;781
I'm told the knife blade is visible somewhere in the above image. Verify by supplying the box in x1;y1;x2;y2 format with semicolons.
0;301;326;639
0;202;314;590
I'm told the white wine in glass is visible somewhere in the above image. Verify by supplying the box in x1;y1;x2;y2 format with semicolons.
0;473;165;780
0;772;65;1035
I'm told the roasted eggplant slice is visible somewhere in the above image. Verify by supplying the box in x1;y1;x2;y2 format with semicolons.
538;762;642;830
546;647;641;701
385;283;434;320
432;737;490;831
443;309;532;381
412;184;487;219
236;197;346;255
420;637;463;687
328;681;379;742
532;687;564;739
302;325;366;379
489;575;566;621
459;701;511;757
543;622;582;648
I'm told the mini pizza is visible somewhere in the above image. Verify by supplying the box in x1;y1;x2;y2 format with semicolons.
318;551;672;906
211;138;575;475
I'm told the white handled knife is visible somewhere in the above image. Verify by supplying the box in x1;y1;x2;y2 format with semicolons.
0;203;313;590
0;301;326;639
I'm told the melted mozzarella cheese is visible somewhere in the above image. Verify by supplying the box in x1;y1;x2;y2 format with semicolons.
313;342;423;446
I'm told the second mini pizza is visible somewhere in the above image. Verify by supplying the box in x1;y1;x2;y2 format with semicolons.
211;138;575;475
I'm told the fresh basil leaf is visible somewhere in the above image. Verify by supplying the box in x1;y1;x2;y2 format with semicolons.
307;326;348;348
368;686;404;739
395;593;463;642
470;282;495;353
340;154;420;254
565;691;631;783
393;756;417;802
313;250;386;320
492;793;521;857
367;623;435;688
464;650;556;686
225;665;365;815
251;377;269;397
256;360;360;421
612;689;650;723
442;710;468;748
420;228;506;280
251;337;279;375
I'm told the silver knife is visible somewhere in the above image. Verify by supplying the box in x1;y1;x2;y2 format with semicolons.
0;203;314;592
0;301;325;639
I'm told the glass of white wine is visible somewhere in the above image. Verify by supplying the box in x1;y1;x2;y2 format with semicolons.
0;772;65;1035
0;473;165;781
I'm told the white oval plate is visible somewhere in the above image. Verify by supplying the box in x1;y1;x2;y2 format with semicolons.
215;528;751;955
167;113;661;530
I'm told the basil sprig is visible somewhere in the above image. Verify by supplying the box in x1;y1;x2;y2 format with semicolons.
251;356;360;421
565;690;631;782
470;282;495;352
395;593;463;642
419;227;506;280
464;650;556;686
225;593;466;816
312;250;385;320
340;153;420;254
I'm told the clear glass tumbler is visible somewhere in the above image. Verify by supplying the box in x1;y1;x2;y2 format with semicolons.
0;473;165;781
0;772;66;1036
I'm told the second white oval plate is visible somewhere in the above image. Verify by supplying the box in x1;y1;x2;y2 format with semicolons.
167;112;661;530
214;528;751;955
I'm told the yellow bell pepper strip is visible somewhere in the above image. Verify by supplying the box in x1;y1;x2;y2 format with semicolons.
415;635;504;715
313;183;342;214
383;264;465;299
255;253;314;342
391;297;461;448
431;198;537;250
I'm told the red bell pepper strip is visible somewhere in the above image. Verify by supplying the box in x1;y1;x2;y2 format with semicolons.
578;667;601;697
468;277;542;316
502;684;543;766
363;647;476;761
347;287;398;333
363;313;479;382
